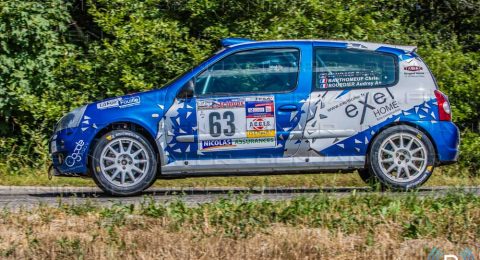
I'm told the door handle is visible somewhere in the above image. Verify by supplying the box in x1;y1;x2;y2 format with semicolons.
278;104;298;112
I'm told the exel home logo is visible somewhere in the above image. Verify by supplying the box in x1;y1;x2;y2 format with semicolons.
427;247;475;260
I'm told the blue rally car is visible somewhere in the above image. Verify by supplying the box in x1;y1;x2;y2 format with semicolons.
49;38;460;195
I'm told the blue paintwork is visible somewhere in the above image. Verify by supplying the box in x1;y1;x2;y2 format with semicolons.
220;38;255;47
312;41;348;48
416;121;459;162
50;39;460;175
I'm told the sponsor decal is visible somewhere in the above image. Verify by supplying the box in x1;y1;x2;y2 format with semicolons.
234;137;275;145
247;96;274;102
327;95;361;112
344;88;400;124
248;117;273;131
97;96;141;110
247;105;273;114
403;59;426;78
246;102;274;117
65;140;86;167
119;96;141;108
197;98;244;110
201;139;235;150
97;99;119;109
246;130;276;138
403;65;423;71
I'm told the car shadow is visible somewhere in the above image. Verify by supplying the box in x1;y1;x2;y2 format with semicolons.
26;186;461;198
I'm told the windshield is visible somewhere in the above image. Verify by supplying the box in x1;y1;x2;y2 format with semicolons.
159;48;226;89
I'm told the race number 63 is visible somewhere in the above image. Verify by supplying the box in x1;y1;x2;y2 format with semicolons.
208;111;235;137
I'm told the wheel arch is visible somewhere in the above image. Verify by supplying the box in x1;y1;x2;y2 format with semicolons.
88;121;162;175
364;121;439;168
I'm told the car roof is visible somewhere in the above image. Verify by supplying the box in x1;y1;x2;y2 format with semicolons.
221;38;417;54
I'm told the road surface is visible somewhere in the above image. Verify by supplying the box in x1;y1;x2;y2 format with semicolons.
0;186;477;209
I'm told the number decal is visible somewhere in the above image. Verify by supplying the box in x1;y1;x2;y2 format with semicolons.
208;111;235;137
223;111;235;136
197;96;276;151
209;112;221;137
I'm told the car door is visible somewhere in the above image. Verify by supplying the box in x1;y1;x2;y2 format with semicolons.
192;46;312;163
160;44;313;172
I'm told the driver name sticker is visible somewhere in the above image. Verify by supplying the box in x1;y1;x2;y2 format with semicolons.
197;96;276;151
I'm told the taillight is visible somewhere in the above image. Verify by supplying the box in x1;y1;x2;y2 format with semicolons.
434;90;452;121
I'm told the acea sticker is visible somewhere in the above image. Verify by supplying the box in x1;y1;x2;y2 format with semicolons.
197;96;276;151
97;96;141;110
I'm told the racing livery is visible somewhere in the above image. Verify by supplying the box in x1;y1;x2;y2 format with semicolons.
49;38;460;195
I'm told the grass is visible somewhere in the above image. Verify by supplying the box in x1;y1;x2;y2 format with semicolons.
0;165;479;188
1;191;480;259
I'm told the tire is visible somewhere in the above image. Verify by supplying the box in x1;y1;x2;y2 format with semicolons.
90;130;158;196
357;168;376;184
368;125;436;191
357;168;387;191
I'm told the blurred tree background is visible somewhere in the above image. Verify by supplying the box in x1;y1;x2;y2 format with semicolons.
0;0;479;174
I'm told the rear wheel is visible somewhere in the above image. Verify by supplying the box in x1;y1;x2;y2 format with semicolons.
91;130;157;196
357;168;375;184
368;125;435;190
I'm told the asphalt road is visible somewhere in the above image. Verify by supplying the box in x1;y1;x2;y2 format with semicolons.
0;185;479;210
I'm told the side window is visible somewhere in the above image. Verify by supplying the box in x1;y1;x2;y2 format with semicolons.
195;48;300;95
314;48;396;90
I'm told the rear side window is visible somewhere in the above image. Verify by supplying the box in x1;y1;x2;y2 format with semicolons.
195;48;300;95
314;48;397;90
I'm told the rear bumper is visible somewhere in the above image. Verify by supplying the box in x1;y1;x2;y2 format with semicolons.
416;121;460;164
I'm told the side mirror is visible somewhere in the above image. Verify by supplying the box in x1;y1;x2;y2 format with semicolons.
176;79;195;99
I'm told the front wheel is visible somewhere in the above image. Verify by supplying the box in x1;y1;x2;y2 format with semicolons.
90;130;157;196
368;125;436;191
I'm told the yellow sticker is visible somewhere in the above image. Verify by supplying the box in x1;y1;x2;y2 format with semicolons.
106;135;112;140
246;130;275;138
416;133;422;139
96;166;100;172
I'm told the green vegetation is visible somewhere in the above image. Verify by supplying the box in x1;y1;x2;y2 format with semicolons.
134;191;480;240
0;0;479;179
1;191;480;258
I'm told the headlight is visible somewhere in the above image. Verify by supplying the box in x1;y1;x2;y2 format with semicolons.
55;105;87;132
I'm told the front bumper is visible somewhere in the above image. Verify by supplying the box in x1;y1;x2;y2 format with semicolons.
49;127;91;176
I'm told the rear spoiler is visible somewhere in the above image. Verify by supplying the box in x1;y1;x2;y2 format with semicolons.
342;41;417;53
394;45;417;53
